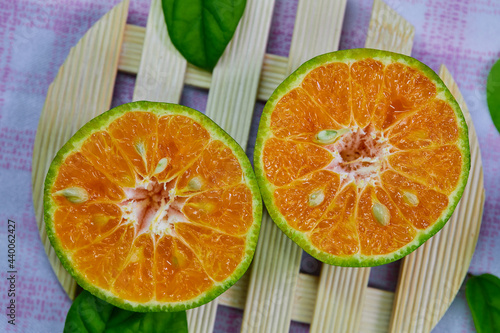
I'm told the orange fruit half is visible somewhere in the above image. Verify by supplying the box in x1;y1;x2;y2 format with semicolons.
44;102;262;311
254;49;470;266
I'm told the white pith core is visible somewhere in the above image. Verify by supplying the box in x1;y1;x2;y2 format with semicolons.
324;125;392;187
120;177;188;237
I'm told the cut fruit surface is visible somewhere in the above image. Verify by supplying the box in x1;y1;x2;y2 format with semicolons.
254;49;470;267
44;101;261;311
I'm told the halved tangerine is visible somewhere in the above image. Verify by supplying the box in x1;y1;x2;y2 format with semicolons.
44;102;261;311
254;49;470;266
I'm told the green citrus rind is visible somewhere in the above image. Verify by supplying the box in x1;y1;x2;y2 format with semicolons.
44;101;262;311
254;48;470;267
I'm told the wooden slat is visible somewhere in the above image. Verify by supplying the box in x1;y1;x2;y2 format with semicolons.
311;266;370;333
241;212;300;333
117;24;145;74
291;273;320;323
257;54;289;101
360;288;395;332
203;0;276;147
31;0;129;300
187;302;219;333
364;0;415;55
132;0;186;103
241;1;347;333
118;24;289;102
310;1;414;332
286;0;347;73
186;0;276;331
389;65;485;333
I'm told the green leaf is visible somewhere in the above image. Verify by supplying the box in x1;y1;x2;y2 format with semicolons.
162;0;247;71
487;58;500;134
64;291;188;333
466;273;500;333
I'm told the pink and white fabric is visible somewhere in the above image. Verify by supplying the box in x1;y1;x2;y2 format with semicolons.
1;0;499;332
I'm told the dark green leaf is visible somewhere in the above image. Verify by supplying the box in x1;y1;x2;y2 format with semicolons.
162;0;247;71
487;58;500;134
64;291;188;333
466;273;500;333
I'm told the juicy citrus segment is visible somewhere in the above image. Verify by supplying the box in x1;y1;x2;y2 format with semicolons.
387;99;460;150
183;184;254;236
270;87;341;142
350;58;384;128
155;236;213;302
52;152;125;205
255;49;469;266
176;140;243;195
53;203;122;250
45;102;261;311
273;170;340;231
301;62;351;126
388;145;463;195
112;232;155;303
357;186;416;256
174;223;246;282
262;138;333;187
155;115;210;181
308;183;359;256
108;111;158;178
71;225;135;290
372;63;437;130
80;131;136;188
381;171;449;229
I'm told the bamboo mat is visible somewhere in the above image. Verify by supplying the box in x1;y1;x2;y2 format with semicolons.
31;0;485;332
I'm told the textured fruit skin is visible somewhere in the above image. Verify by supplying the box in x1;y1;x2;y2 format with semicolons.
254;49;470;267
44;101;262;311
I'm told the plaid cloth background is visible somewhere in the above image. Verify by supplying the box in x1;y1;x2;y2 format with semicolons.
1;0;499;332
